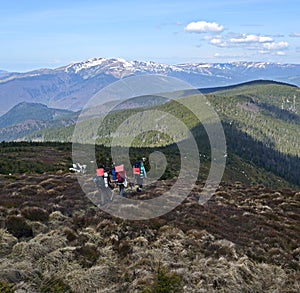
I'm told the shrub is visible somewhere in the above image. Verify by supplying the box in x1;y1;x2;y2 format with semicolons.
30;221;48;236
62;227;78;242
0;280;15;293
5;215;33;238
21;207;49;222
49;211;67;222
0;207;8;217
0;280;14;293
0;228;18;257
144;264;183;293
75;243;100;268
116;239;132;258
40;277;72;293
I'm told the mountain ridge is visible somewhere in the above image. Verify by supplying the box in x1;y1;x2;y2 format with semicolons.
0;57;300;115
0;102;77;141
197;79;299;94
0;102;76;129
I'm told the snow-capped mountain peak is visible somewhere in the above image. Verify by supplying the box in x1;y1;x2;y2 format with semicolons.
63;57;295;78
63;57;180;78
65;57;108;73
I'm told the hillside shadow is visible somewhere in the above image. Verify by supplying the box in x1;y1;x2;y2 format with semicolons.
258;102;300;124
219;121;300;186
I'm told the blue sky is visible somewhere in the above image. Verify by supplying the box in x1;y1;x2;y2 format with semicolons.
1;0;299;71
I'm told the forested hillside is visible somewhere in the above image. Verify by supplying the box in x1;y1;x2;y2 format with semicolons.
24;81;300;187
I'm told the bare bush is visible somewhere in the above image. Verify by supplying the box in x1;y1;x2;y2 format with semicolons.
5;216;33;239
0;229;18;257
21;206;49;222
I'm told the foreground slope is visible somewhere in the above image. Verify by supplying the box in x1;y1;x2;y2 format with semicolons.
0;172;299;292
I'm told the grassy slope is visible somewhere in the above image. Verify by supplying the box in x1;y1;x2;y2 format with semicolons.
0;141;297;190
0;172;299;292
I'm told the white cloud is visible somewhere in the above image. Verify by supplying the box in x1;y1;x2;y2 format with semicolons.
258;50;270;54
289;32;300;37
263;41;289;50
185;21;224;33
185;20;291;59
210;38;222;45
209;38;228;47
258;50;287;57
213;52;250;59
205;33;289;54
276;51;286;56
203;35;213;41
214;52;230;58
207;34;274;48
230;34;273;43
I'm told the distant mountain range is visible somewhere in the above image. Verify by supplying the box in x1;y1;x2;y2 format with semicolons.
1;57;300;115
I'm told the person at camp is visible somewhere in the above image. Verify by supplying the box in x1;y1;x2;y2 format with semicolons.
93;167;113;205
112;164;127;197
133;159;147;192
104;167;114;190
116;171;126;196
110;165;117;188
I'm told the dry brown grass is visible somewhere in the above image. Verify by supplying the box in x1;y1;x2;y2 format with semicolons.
0;173;299;292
